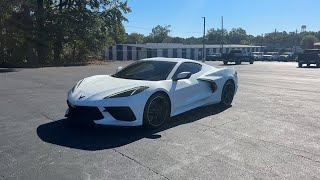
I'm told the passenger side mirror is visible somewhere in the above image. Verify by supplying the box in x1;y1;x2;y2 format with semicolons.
116;66;123;73
173;72;192;81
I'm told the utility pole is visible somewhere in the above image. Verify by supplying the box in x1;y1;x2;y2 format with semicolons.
202;17;206;62
261;33;263;52
221;16;224;54
273;28;276;50
294;29;297;54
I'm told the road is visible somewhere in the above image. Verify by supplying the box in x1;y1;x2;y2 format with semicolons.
1;61;320;180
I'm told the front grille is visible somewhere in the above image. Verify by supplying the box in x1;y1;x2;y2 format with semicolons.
104;107;136;121
67;101;104;122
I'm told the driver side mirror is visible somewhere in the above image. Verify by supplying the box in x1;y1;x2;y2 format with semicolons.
172;72;192;81
116;66;123;73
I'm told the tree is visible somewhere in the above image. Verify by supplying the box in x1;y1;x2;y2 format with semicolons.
240;40;249;45
228;28;248;44
316;31;320;41
0;0;131;66
0;0;37;65
301;35;318;49
169;37;184;43
147;25;171;43
206;28;228;44
125;33;145;44
184;37;202;44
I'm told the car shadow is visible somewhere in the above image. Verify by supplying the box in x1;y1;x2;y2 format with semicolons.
218;63;249;66
37;104;229;151
0;68;16;73
297;66;319;69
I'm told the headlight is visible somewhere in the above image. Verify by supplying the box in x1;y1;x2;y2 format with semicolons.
71;79;83;93
105;86;149;98
71;84;76;93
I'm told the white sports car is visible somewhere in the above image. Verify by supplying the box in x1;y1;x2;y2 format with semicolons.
66;58;238;128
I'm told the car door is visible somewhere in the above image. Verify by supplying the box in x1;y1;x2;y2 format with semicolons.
171;62;213;111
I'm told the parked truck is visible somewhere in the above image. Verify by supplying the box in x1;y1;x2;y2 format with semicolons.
297;49;320;68
222;50;254;65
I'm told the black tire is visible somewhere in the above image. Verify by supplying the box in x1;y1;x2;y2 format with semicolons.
235;59;241;65
298;62;302;68
317;63;320;68
219;80;235;108
249;61;254;64
223;61;228;65
143;92;170;128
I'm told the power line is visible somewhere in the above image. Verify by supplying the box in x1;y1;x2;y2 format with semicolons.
125;26;151;31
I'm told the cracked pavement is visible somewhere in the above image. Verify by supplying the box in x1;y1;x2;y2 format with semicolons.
0;61;320;179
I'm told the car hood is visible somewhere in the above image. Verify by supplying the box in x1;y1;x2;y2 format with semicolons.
71;75;150;100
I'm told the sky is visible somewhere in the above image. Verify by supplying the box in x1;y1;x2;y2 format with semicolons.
123;0;320;38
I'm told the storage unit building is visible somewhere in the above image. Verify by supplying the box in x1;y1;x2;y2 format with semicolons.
105;43;264;60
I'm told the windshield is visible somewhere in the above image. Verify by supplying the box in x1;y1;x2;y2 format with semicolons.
112;61;176;81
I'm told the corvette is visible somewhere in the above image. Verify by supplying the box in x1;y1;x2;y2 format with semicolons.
65;57;238;128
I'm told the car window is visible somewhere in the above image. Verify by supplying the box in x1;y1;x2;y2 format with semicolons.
112;61;177;81
174;62;202;77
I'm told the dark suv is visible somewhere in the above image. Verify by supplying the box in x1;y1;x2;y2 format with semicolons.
222;50;254;65
297;49;320;68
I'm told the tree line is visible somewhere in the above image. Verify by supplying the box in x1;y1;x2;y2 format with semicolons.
0;0;130;67
125;25;320;51
1;1;319;67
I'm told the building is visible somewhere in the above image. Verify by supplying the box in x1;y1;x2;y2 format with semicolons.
314;42;320;49
105;43;265;60
292;46;304;54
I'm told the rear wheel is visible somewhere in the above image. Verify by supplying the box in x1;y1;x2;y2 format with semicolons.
223;61;228;65
219;80;235;108
143;93;170;128
317;62;320;68
298;62;302;68
249;60;254;64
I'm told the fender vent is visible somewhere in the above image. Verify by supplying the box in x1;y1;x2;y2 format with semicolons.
209;82;218;93
104;107;136;121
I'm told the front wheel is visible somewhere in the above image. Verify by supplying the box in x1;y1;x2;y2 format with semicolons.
249;60;254;64
143;93;170;128
219;80;235;108
223;61;228;65
298;62;302;68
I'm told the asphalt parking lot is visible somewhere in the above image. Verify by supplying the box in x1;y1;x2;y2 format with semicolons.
1;61;320;180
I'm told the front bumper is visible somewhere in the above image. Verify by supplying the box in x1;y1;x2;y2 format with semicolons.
66;93;149;126
299;61;318;64
66;101;104;123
